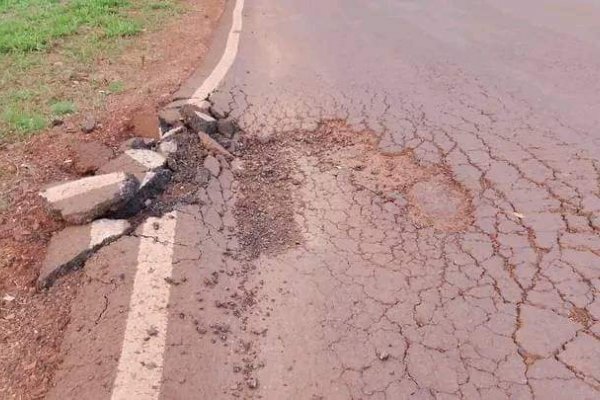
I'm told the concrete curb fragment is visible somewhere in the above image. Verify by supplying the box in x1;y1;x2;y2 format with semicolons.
38;219;131;288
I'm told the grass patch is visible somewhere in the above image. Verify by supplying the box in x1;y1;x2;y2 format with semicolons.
108;80;125;93
0;0;184;141
103;18;142;38
50;100;76;116
2;107;46;134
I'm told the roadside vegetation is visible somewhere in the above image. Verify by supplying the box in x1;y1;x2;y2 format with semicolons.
0;0;182;140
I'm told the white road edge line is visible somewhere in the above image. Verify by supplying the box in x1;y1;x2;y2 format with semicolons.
190;0;245;102
111;212;178;400
111;1;245;396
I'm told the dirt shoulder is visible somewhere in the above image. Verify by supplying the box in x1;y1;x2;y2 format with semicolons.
0;0;225;398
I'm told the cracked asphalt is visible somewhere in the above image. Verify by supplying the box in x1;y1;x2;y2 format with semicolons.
47;0;599;399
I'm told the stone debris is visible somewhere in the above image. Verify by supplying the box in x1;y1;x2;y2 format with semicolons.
181;106;217;135
159;140;178;157
119;137;155;151
186;99;211;113
217;118;237;138
36;96;241;289
38;219;130;288
246;378;258;389
203;155;220;176
81;114;96;133
161;126;184;141
158;108;182;131
40;172;139;224
138;169;172;196
198;132;233;159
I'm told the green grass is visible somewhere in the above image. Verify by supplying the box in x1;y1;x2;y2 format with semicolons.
50;100;76;115
0;0;183;140
108;80;125;93
0;0;139;53
2;107;46;134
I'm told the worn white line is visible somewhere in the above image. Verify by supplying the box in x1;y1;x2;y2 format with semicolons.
111;212;178;400
190;0;245;102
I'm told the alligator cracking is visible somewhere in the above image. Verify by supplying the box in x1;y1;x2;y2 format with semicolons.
43;115;600;399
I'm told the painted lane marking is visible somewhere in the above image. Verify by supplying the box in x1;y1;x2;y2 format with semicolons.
111;212;178;400
190;0;246;102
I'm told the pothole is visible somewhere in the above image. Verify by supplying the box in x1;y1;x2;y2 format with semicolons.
407;175;472;232
242;120;474;235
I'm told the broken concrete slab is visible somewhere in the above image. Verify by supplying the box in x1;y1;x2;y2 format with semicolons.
139;169;172;195
98;149;167;183
38;219;130;288
40;173;139;224
181;106;217;135
97;149;171;215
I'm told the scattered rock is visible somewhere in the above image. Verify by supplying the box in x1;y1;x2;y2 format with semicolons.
209;103;228;119
138;168;172;196
257;132;272;144
168;98;210;113
37;219;130;288
161;126;185;141
188;99;212;113
119;137;155;151
81;115;96;133
40;173;139;224
378;351;390;361
194;167;211;186
158;108;182;131
159;140;178;156
246;378;258;389
204;155;220;176
198;132;233;159
217;118;237;138
181;106;217;135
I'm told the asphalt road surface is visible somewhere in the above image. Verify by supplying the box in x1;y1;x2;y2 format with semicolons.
49;1;600;399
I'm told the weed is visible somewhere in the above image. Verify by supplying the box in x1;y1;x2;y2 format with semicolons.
50;100;76;116
108;80;125;93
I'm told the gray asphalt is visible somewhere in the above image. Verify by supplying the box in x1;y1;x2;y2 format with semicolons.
209;1;600;399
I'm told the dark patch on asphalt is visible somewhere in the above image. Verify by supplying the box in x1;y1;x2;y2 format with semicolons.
234;134;303;259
